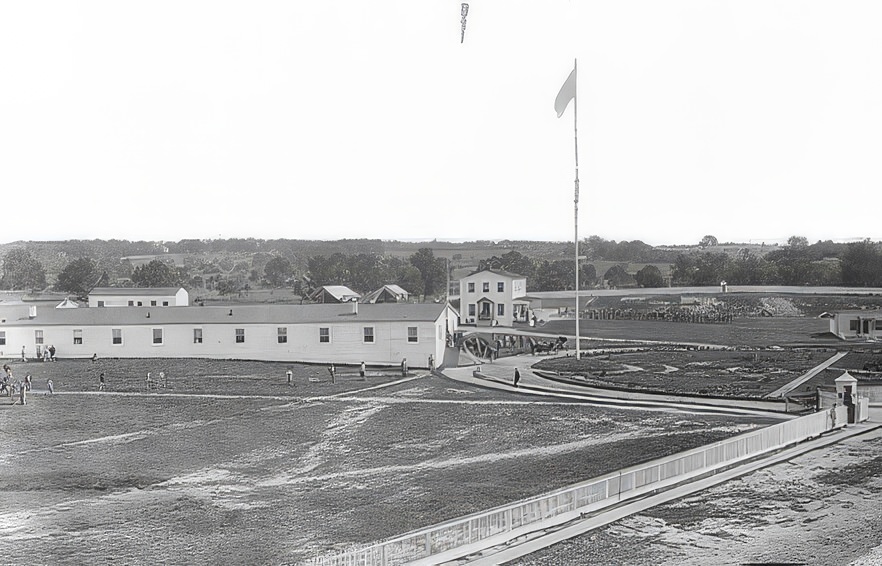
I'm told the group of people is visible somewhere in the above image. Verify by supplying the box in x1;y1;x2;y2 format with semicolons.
2;364;33;404
144;371;168;390
22;345;57;362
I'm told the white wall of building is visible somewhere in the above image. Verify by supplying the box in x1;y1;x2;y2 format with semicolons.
0;304;456;368
459;270;526;327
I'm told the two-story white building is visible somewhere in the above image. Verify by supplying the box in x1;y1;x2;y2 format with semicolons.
458;268;528;327
88;287;189;308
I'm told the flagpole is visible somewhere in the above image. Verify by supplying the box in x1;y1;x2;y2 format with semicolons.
573;58;580;361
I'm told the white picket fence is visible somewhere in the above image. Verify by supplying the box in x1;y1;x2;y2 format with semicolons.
304;406;848;566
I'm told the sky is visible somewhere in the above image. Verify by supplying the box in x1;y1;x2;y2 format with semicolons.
2;1;881;247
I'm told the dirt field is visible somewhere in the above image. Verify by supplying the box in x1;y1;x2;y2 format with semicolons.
0;361;773;565
512;428;882;566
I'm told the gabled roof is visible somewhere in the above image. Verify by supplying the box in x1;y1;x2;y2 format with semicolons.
360;284;409;304
310;285;361;302
0;302;449;327
462;267;525;279
89;287;185;296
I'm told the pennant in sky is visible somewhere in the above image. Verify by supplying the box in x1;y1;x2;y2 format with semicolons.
554;67;576;118
460;4;469;43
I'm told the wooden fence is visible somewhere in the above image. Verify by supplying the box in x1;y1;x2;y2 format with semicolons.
304;406;848;566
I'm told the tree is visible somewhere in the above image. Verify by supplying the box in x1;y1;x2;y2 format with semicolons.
1;248;46;291
580;263;597;288
263;256;293;287
131;260;179;287
841;240;882;287
533;260;575;291
635;265;665;288
699;235;719;248
55;258;102;297
671;254;697;285
603;265;637;288
409;248;446;297
787;235;809;248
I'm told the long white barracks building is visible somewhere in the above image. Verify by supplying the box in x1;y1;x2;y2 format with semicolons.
0;301;458;369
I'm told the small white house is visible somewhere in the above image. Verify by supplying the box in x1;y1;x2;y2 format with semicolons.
459;268;527;327
828;310;882;341
88;287;189;308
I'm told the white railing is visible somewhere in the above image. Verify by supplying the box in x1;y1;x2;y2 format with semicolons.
304;406;847;566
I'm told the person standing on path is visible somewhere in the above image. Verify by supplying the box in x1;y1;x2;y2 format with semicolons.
360;361;366;380
46;379;54;394
146;372;152;390
18;379;27;405
286;368;293;386
401;358;408;377
513;368;521;388
99;373;106;391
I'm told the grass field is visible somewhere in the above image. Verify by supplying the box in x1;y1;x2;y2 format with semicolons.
0;360;775;565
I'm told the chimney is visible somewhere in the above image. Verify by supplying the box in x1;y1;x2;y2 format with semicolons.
352;299;358;315
28;306;37;319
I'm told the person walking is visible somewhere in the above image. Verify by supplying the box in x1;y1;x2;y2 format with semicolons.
513;368;521;388
46;379;54;394
25;375;31;391
99;373;106;391
48;345;56;361
401;358;408;377
146;372;152;390
18;379;26;405
359;361;366;380
286;368;293;386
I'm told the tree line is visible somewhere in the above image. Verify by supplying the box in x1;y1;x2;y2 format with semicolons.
3;236;882;297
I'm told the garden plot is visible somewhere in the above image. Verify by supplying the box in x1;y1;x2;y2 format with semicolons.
533;349;824;397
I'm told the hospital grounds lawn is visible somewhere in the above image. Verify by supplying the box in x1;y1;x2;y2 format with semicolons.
0;361;776;565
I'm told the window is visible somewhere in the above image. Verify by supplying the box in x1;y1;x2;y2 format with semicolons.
850;320;859;331
73;329;83;345
468;304;476;316
152;328;163;345
193;328;203;344
497;282;505;293
128;300;134;306
112;329;122;345
407;326;418;343
150;300;157;307
363;327;375;343
277;327;288;344
0;331;5;346
162;301;169;306
497;304;505;316
319;327;330;343
467;282;475;293
35;330;44;345
877;320;882;330
97;300;105;307
137;301;143;307
235;328;245;343
483;282;490;292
